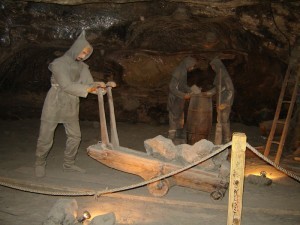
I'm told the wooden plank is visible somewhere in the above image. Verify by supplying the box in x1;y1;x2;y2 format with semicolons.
227;133;246;225
97;88;109;145
105;193;300;216
88;147;163;180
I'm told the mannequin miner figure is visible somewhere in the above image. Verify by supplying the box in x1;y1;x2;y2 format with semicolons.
167;56;197;142
35;31;104;178
209;57;234;144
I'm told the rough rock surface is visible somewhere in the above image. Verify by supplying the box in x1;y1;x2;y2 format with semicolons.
0;1;299;124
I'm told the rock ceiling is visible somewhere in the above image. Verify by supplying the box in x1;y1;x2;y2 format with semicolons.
0;0;299;124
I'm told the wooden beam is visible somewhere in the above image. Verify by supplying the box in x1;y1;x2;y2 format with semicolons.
227;133;247;225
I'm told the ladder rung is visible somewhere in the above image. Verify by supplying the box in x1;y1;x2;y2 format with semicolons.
282;100;291;104
271;141;280;145
277;120;286;124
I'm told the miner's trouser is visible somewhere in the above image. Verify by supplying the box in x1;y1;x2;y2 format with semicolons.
217;107;232;143
169;112;184;139
35;120;81;167
168;95;185;139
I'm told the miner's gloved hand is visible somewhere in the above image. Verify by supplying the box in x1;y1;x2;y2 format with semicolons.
218;103;229;111
184;93;191;100
94;81;106;88
205;87;216;96
87;82;107;95
106;81;117;88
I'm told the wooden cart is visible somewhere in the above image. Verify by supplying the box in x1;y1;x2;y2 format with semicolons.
87;143;228;198
88;84;228;198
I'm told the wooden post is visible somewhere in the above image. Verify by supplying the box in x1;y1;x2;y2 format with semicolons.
227;133;247;225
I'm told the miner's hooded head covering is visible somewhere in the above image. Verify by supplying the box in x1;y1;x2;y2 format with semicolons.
209;57;226;72
182;56;197;70
65;30;93;61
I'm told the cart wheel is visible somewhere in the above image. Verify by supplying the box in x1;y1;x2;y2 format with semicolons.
147;179;170;197
210;188;226;200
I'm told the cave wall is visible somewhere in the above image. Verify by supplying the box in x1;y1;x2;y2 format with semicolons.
0;0;299;125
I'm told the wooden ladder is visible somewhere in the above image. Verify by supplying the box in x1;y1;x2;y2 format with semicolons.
264;65;299;164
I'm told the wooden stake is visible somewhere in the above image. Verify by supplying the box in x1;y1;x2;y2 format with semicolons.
227;133;247;225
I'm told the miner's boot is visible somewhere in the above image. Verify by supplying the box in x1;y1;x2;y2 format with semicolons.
176;128;186;140
63;163;86;173
63;157;86;173
168;130;176;140
35;157;46;178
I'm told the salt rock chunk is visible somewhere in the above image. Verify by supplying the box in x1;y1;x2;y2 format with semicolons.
213;147;229;167
144;135;177;160
43;198;78;225
191;139;214;156
179;139;215;170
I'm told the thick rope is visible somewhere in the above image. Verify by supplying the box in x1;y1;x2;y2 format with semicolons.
246;143;300;182
0;177;95;196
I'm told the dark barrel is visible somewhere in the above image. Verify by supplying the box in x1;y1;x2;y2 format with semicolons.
186;94;212;145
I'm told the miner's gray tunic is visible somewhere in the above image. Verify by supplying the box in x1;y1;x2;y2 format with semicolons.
41;56;93;123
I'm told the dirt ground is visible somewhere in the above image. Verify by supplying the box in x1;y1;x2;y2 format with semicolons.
0;119;299;225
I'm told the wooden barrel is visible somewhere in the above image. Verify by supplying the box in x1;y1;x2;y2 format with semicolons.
186;94;212;145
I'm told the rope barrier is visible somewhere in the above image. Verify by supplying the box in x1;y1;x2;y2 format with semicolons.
246;143;300;182
0;141;299;197
0;177;96;196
